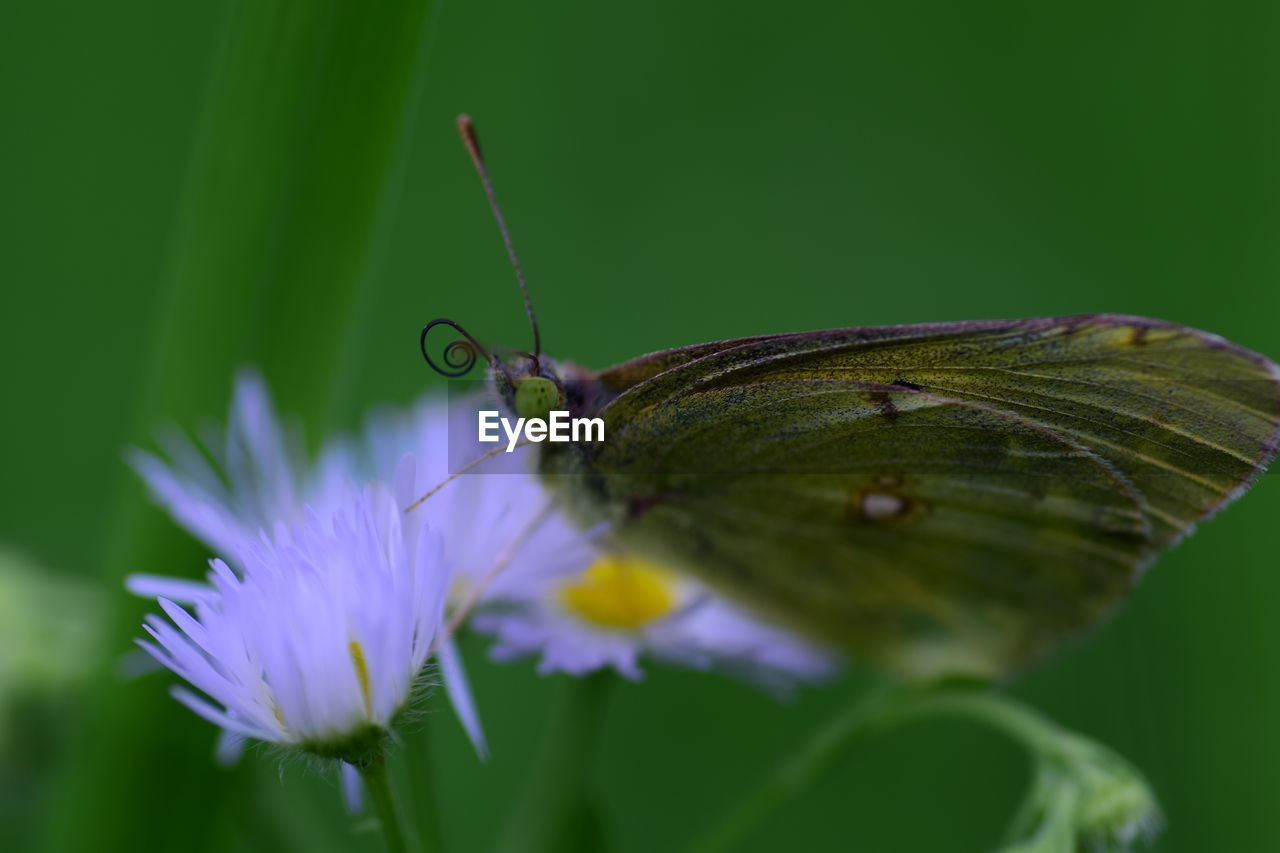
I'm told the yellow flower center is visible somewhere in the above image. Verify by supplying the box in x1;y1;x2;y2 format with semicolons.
558;555;679;630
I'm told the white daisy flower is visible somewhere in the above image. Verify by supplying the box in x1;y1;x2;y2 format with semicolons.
127;370;351;564
473;544;840;693
126;371;512;758
137;478;447;763
357;392;576;605
129;371;558;605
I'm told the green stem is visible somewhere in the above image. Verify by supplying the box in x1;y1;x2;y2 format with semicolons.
889;689;1071;759
498;673;614;853
686;684;1151;853
682;685;896;853
360;754;418;853
408;728;444;853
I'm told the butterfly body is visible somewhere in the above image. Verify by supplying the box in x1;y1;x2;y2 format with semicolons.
487;314;1280;680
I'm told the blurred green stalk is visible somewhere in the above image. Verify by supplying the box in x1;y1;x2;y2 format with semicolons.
685;685;1157;853
362;754;421;853
408;725;445;852
497;673;614;853
682;685;895;853
33;2;431;851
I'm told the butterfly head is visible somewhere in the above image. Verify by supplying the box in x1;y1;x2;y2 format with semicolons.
492;353;566;422
419;316;570;422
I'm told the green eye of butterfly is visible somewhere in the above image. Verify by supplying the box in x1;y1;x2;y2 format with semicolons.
514;376;561;421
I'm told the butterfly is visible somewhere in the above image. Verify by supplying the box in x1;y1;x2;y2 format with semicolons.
425;116;1280;681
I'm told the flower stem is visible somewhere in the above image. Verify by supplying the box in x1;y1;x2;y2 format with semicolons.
408;729;445;853
497;673;614;853
686;684;1148;853
360;754;418;853
682;684;895;853
887;689;1072;758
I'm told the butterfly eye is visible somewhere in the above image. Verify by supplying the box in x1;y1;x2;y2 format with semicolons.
514;376;562;420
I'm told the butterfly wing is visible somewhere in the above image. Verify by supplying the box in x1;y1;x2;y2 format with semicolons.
551;315;1280;679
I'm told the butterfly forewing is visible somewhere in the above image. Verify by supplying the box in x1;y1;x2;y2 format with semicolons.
552;315;1280;679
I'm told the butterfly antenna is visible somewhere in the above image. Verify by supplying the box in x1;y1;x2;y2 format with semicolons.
457;114;541;359
420;317;492;378
403;440;533;514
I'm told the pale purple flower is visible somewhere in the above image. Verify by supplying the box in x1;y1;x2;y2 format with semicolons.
127;372;503;757
137;478;447;758
472;542;840;693
127;370;351;563
130;372;561;604
358;393;578;603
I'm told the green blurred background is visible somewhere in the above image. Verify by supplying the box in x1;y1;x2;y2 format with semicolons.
3;1;1278;851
